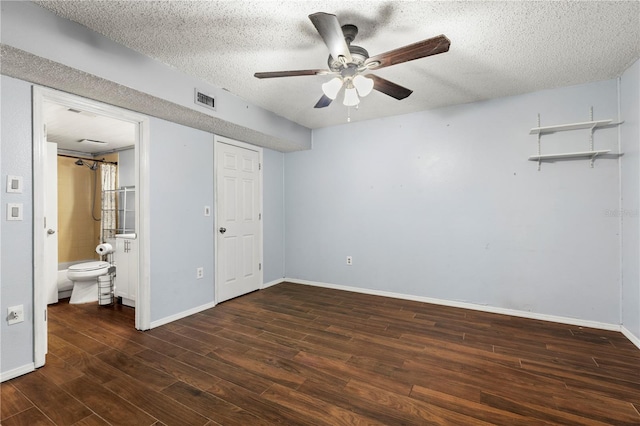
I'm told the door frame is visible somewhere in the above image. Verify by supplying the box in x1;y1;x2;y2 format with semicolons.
32;87;151;367
213;135;263;303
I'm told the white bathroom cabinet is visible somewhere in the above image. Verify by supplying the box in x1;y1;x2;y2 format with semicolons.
114;234;137;307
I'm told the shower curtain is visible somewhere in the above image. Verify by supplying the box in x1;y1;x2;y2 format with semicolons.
101;163;117;240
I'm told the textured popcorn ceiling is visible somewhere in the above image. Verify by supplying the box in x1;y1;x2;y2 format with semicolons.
30;1;640;129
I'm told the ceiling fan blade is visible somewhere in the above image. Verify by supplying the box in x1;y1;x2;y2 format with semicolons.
365;34;450;70
254;69;328;79
368;74;413;100
309;12;352;63
314;94;333;108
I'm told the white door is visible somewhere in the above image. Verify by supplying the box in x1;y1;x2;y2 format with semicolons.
45;142;58;306
215;140;262;303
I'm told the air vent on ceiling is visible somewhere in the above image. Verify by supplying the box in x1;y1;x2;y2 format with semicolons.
78;139;108;147
195;88;216;111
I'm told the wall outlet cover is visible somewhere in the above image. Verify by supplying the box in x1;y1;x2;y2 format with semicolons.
7;305;24;325
196;267;204;279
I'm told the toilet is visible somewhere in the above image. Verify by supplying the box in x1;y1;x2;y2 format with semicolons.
67;261;111;304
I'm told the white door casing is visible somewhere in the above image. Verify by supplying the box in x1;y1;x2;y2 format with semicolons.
215;137;263;303
33;86;151;368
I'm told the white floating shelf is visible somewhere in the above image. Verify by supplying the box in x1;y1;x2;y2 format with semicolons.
529;119;619;135
528;150;613;161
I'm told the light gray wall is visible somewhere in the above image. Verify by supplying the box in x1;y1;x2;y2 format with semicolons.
286;79;622;325
0;75;286;378
149;117;215;322
1;76;35;374
148;123;286;320
263;149;285;283
118;148;135;188
621;59;640;342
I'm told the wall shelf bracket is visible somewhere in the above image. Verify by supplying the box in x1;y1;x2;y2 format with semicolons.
528;107;623;170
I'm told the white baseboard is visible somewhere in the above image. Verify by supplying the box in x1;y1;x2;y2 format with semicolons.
262;278;285;290
150;300;216;329
621;326;640;350
286;278;622;333
1;363;35;383
148;278;286;329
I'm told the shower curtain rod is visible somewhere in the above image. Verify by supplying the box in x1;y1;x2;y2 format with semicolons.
57;153;118;165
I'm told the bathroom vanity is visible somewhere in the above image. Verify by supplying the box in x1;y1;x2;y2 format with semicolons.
114;233;137;307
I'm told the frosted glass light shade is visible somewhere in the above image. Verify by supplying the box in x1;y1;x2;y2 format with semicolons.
322;77;343;100
343;87;360;106
353;75;374;97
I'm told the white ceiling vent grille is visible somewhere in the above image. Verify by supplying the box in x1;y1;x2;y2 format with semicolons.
195;88;216;111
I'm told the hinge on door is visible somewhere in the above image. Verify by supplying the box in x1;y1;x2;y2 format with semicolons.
44;309;47;321
259;213;261;220
259;163;262;171
259;263;262;271
44;217;47;228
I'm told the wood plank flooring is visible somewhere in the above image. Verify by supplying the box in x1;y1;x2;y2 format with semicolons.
2;282;639;425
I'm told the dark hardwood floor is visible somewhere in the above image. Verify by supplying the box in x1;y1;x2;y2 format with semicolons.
2;282;639;425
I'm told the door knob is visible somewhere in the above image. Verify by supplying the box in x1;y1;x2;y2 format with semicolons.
219;227;226;234
47;229;56;235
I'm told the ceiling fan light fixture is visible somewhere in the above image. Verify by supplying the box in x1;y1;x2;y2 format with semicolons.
343;86;360;106
322;77;343;100
353;75;374;97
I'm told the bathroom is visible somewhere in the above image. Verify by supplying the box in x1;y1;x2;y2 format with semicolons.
44;100;138;309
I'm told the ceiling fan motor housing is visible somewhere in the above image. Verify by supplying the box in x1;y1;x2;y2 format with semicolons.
328;45;369;71
327;24;369;71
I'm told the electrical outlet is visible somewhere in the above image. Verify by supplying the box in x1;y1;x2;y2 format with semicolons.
7;305;24;325
196;267;204;279
346;256;353;266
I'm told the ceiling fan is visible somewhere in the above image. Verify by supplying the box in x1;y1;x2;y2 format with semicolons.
254;12;450;109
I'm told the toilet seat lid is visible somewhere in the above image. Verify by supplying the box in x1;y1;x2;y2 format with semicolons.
68;261;110;272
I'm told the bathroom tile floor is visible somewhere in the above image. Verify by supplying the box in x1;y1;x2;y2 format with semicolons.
2;282;640;425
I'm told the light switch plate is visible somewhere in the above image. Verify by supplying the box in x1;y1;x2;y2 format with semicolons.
204;206;211;217
6;175;23;193
7;203;23;221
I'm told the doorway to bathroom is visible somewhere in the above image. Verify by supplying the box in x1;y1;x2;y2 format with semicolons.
32;87;151;368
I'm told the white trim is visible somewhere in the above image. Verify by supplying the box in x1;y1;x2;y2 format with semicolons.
621;326;640;350
286;278;624;333
136;115;152;331
262;278;285;290
213;135;264;304
32;87;152;371
32;87;46;368
150;301;216;329
0;363;35;383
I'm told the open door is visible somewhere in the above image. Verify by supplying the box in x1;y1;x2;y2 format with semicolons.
44;142;59;308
